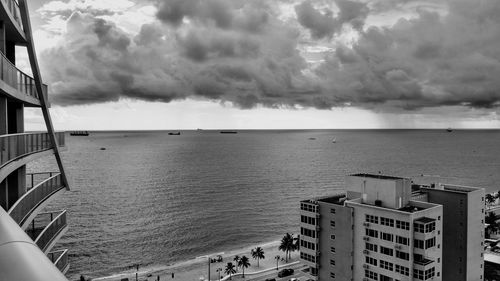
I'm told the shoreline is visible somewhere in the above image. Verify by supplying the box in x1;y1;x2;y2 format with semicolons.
91;239;299;281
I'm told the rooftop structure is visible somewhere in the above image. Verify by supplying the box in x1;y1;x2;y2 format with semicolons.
0;1;70;280
300;173;485;281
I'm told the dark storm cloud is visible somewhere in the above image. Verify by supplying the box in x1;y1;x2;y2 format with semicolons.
39;0;500;111
295;0;369;39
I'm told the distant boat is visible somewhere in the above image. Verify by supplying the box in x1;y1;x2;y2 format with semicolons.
168;132;181;135
70;131;89;136
220;131;237;134
446;128;453;132
308;137;316;140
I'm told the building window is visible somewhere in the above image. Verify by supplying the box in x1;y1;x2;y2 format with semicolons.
366;214;379;223
301;227;316;238
380;217;394;227
330;259;335;266
425;267;435;279
396;235;409;245
330;220;336;227
300;215;316;225
395;264;409;276
381;232;393;242
396;250;409;260
396;220;410;230
300;252;315;263
331;208;336;214
425;237;436;249
365;270;378;280
413;269;424;280
365;243;378;252
366;229;378;238
330;272;335;279
380;260;393;271
331;247;335;253
366;256;377;266
331;234;336;240
414;239;424;249
380;246;393;257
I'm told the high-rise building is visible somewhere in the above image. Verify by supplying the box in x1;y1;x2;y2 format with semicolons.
0;0;70;280
300;173;484;281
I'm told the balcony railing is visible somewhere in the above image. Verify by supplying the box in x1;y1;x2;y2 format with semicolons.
48;249;70;273
8;173;64;226
34;210;67;252
0;50;48;101
0;132;65;168
1;0;23;30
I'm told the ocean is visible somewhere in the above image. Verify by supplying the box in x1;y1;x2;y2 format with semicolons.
30;129;500;280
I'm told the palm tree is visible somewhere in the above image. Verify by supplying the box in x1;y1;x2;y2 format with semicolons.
279;233;294;262
293;234;300;251
238;256;251;278
486;193;495;206
233;255;240;272
224;262;236;280
251;247;265;267
274;255;280;271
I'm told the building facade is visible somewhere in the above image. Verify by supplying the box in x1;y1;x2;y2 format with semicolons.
300;173;484;281
0;0;70;280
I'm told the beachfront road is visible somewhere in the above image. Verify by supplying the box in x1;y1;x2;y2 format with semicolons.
231;263;309;281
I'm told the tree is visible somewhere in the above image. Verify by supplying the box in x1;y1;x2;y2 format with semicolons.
251;247;265;267
279;233;295;262
486;194;495;206
224;262;236;280
293;234;300;251
274;255;281;271
238;256;251;278
486;212;498;238
233;255;240;272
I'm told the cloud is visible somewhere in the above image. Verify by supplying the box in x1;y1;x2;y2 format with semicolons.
36;0;500;112
294;0;369;39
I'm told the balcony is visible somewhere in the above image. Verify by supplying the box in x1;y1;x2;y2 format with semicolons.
48;249;70;274
1;0;23;30
0;132;65;169
29;210;67;253
8;173;65;228
0;51;48;105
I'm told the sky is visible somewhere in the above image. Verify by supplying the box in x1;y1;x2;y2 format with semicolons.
21;0;500;130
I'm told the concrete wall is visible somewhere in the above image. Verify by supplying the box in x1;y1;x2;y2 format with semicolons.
345;176;412;209
423;187;484;281
318;201;353;281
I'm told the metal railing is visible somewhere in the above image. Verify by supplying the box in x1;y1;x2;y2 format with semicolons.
26;171;59;190
0;132;65;168
8;173;64;226
34;210;67;252
0;50;48;101
48;249;69;273
1;0;23;30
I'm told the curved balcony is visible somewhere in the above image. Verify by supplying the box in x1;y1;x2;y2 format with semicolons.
0;132;65;180
0;0;26;43
32;210;67;253
48;249;70;274
8;173;65;229
0;51;48;106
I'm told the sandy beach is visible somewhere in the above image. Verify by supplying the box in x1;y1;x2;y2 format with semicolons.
92;241;300;281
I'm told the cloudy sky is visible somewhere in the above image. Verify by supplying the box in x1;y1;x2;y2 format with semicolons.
22;0;500;130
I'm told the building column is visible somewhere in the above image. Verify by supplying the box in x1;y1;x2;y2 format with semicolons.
5;40;15;64
0;21;5;55
6;167;26;209
0;179;6;210
0;97;7;135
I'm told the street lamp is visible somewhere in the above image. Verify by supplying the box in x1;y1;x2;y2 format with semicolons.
216;268;222;281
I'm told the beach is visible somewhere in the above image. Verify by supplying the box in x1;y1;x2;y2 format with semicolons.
92;241;300;281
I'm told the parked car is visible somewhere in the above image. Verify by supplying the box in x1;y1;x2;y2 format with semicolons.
265;279;276;281
289;278;298;281
278;268;294;278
